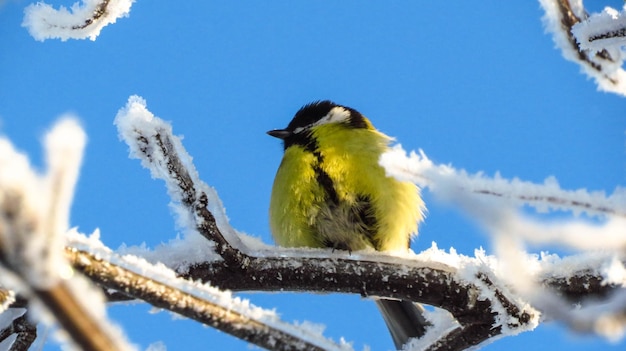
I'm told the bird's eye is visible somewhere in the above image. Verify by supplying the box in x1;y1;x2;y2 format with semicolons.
293;126;307;134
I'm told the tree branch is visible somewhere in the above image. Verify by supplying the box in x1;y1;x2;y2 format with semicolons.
66;247;346;351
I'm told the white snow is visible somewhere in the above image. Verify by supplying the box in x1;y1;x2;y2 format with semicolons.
0;117;84;289
22;0;134;41
0;334;17;351
600;256;626;286
113;95;285;269
538;0;586;62
0;308;26;329
402;308;459;351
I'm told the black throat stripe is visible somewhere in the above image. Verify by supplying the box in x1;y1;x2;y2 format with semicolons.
283;129;316;151
313;151;339;206
286;131;340;206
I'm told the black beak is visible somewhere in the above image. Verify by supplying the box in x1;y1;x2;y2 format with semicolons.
267;129;292;140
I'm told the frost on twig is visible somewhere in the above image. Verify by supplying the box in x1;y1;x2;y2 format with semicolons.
114;95;245;266
380;146;626;220
539;0;626;95
22;0;134;41
0;118;134;351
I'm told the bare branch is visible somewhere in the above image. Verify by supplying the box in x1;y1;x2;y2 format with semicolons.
588;27;626;44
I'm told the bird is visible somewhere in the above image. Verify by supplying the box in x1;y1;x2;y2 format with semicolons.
267;100;428;349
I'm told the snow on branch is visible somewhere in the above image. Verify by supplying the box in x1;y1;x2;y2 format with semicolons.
114;95;247;267
22;0;134;41
380;145;626;219
0;118;134;351
0;118;84;288
66;230;352;351
539;0;626;96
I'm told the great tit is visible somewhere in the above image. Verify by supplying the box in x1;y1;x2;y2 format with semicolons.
268;100;427;349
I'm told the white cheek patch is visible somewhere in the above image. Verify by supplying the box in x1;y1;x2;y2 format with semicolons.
322;106;351;125
293;106;351;134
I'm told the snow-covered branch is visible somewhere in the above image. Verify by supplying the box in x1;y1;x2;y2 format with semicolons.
114;95;241;266
22;0;134;41
380;146;626;219
0;118;133;351
539;0;626;95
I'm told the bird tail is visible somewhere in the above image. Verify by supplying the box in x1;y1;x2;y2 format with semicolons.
375;299;430;350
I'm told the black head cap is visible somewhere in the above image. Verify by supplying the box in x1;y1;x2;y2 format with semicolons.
267;100;370;150
287;100;340;132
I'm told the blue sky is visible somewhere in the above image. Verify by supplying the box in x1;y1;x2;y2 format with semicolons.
1;1;625;350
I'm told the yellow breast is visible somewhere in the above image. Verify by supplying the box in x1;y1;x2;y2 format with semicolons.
269;122;424;252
